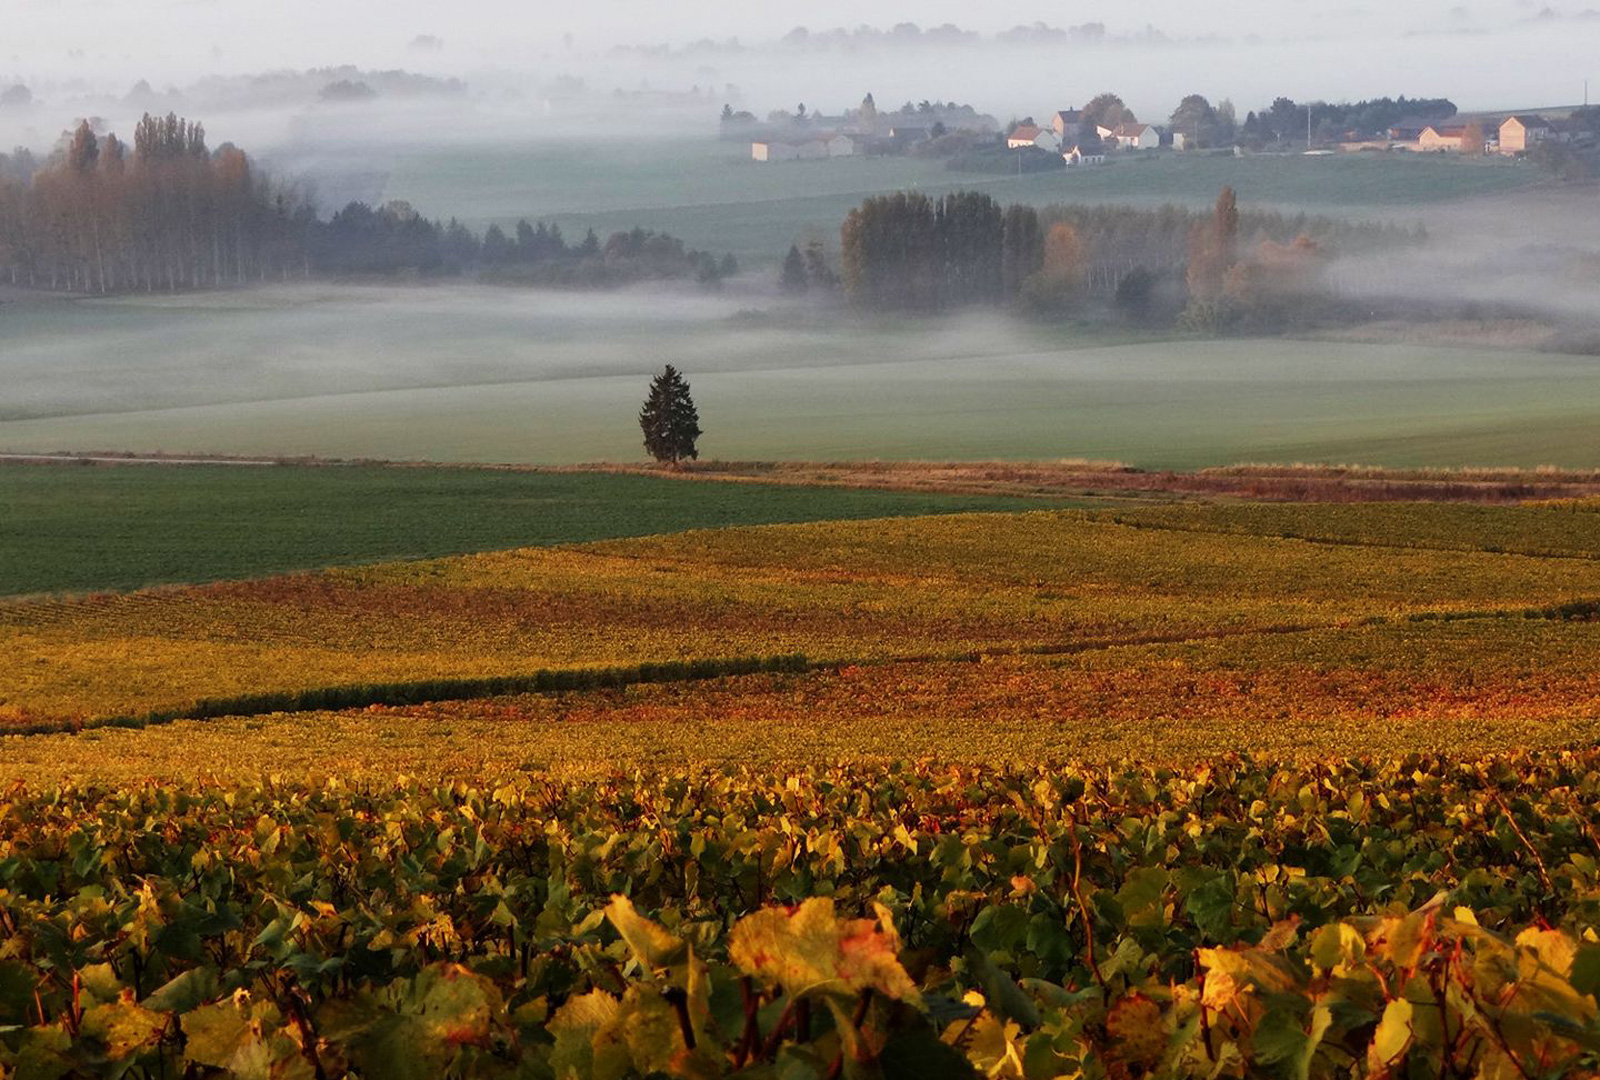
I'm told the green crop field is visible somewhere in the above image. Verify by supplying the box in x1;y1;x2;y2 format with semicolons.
0;463;1067;597
377;139;1538;263
5;288;1599;471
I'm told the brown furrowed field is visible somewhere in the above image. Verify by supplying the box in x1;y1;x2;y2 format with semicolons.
1;500;1597;776
7;617;1600;784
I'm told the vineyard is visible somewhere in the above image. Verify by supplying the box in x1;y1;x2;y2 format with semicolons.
4;757;1600;1077
4;496;1600;1076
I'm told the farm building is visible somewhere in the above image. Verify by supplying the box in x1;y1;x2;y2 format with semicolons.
1063;144;1107;166
1051;109;1083;137
1099;123;1159;151
1417;123;1469;151
752;138;836;162
751;141;798;162
1499;114;1551;154
1387;119;1433;142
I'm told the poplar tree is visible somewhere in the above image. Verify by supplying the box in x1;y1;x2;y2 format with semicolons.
1000;204;1044;298
639;365;702;464
1185;185;1238;300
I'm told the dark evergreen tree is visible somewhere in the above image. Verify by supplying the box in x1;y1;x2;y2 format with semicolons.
1114;266;1157;323
779;244;809;294
481;224;514;265
639;365;702;464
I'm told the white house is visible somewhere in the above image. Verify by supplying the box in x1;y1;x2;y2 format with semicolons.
751;141;799;162
1007;124;1061;151
1063;144;1106;166
1100;122;1158;151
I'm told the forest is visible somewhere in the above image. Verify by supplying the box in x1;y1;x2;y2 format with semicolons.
0;113;737;292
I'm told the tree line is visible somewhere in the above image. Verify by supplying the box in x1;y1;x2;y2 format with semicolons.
0;113;737;293
0;115;310;292
834;188;1420;327
313;205;737;287
838;192;1055;310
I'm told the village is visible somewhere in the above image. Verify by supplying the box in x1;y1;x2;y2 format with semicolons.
739;91;1593;168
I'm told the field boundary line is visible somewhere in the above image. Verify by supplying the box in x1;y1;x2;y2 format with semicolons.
4;654;811;738
1097;513;1600;563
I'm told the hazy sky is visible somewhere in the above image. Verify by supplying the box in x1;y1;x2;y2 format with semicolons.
5;0;1598;149
9;0;1598;73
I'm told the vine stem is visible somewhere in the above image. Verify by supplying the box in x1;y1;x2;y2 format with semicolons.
731;976;760;1068
1068;809;1109;992
1490;793;1553;898
825;989;874;1080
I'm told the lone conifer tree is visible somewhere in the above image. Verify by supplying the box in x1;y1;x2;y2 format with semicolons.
639;365;702;464
779;245;809;294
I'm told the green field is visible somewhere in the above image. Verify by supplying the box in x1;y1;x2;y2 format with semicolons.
5;287;1599;469
0;463;1067;596
378;140;1538;263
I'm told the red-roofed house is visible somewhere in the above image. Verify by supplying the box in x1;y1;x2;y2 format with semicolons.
1007;125;1061;151
1099;122;1158;151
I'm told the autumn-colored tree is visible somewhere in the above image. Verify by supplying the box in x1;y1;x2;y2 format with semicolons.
0;111;320;293
1040;223;1087;288
1185;185;1239;301
1168;94;1220;148
1460;121;1486;155
1225;235;1323;307
1020;221;1089;311
1081;92;1135;132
